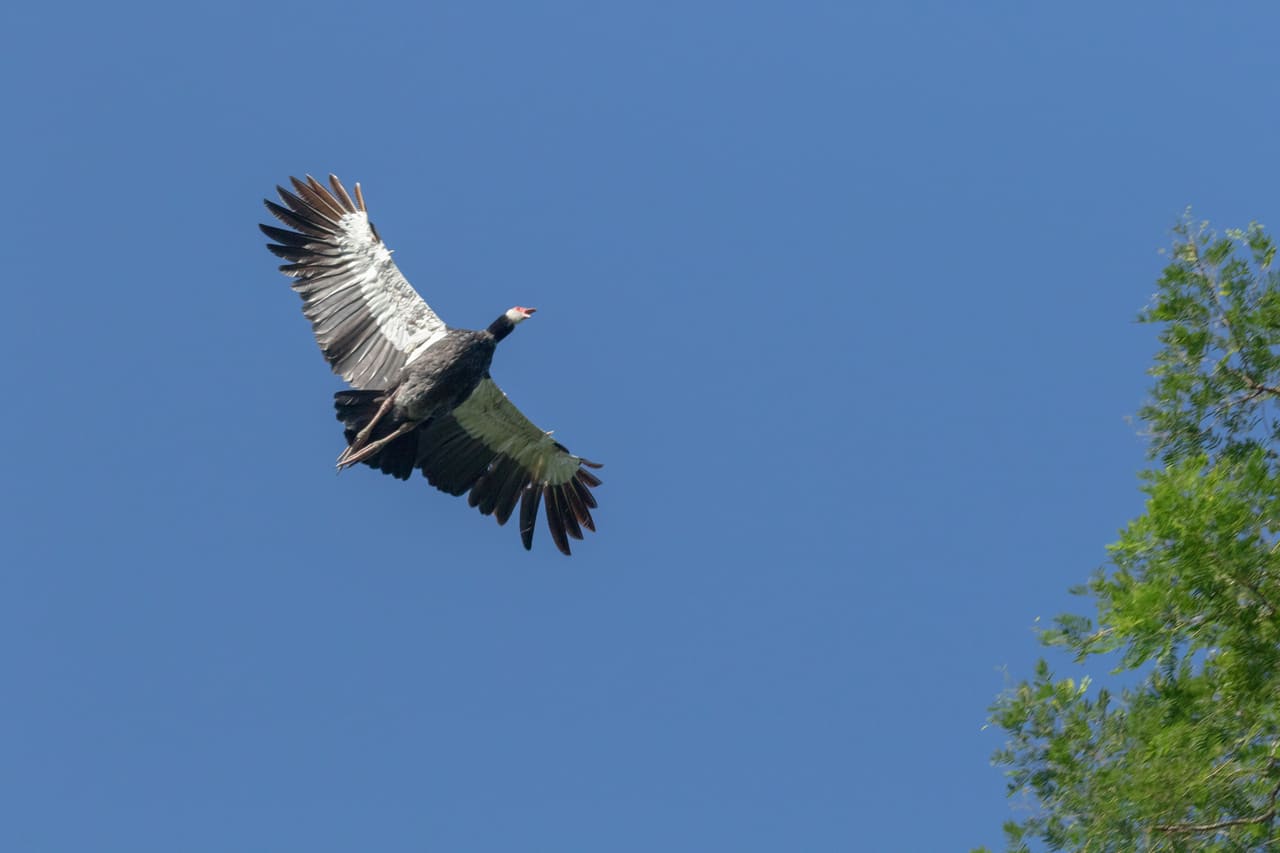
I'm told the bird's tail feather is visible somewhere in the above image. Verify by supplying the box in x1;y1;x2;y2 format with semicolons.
333;390;418;480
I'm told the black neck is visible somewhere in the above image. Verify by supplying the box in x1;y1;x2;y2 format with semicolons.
487;314;516;342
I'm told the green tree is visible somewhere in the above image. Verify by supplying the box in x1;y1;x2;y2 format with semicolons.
981;217;1280;852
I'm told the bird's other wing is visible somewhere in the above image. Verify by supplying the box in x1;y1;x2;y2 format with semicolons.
414;379;602;555
260;174;449;389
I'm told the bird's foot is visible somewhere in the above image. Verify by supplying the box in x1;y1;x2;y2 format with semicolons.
336;421;417;469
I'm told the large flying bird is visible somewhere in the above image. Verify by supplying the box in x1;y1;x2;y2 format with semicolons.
261;174;601;555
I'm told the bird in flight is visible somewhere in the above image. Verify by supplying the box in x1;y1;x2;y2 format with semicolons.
261;174;601;555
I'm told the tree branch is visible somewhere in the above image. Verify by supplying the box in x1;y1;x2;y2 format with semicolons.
1152;780;1280;835
1227;367;1280;400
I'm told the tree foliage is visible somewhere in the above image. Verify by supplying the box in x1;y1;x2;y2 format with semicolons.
982;217;1280;852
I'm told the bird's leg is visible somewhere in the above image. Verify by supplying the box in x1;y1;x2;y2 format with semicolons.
352;394;397;451
337;393;398;467
337;421;418;470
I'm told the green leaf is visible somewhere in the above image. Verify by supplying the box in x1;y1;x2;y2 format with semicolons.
984;216;1280;851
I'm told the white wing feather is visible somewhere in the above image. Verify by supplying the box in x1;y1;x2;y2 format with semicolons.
262;175;448;389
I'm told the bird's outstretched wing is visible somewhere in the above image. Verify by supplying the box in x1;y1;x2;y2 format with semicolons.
261;175;448;389
415;379;602;555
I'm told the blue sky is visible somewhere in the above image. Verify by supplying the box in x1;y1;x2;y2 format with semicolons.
6;2;1280;850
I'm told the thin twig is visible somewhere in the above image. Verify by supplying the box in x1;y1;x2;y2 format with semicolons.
1153;780;1280;835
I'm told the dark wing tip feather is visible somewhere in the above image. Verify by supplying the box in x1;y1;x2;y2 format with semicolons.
571;476;598;510
290;175;345;220
262;198;330;237
276;185;340;226
564;480;595;532
519;484;541;550
329;174;358;212
493;468;527;527
556;486;584;541
259;223;312;247
543;485;572;555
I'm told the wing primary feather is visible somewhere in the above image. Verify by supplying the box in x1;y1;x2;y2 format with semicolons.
259;224;315;247
556;486;584;541
292;176;345;219
494;466;528;526
470;458;504;513
576;468;603;489
564;480;595;531
263;199;330;236
543;485;571;555
493;457;524;516
467;473;490;509
519;484;541;550
473;456;517;515
265;243;311;262
354;182;367;212
329;174;358;212
266;243;342;263
570;476;598;509
277;185;341;226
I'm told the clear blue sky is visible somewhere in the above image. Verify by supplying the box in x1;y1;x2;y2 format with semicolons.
5;2;1280;850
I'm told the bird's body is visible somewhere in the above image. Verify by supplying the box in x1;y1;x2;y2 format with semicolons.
392;328;496;421
261;174;600;554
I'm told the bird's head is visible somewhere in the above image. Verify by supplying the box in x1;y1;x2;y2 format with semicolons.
490;306;537;342
506;306;537;324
